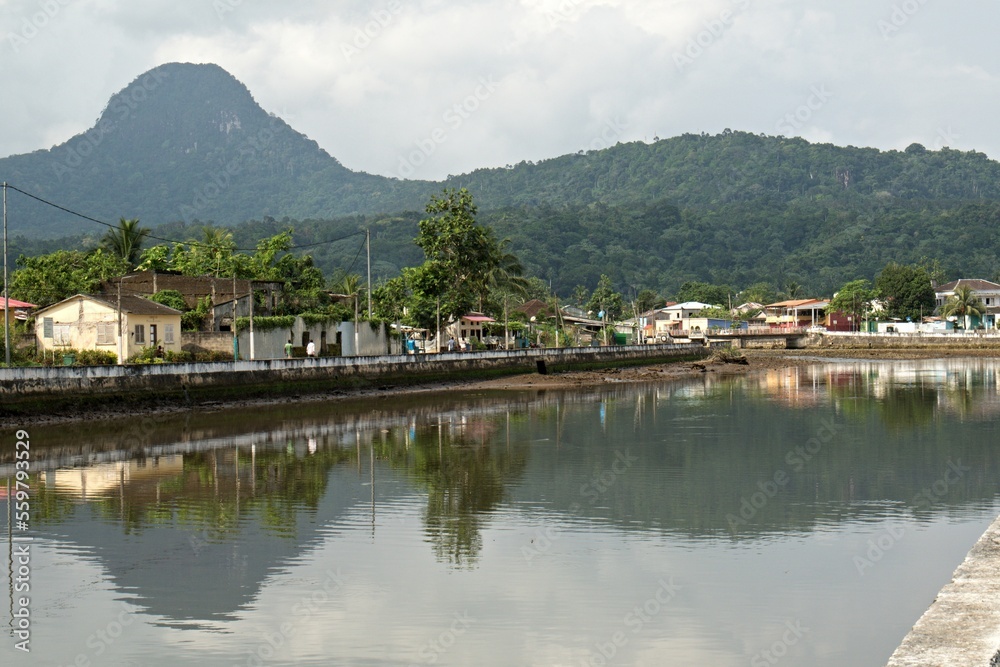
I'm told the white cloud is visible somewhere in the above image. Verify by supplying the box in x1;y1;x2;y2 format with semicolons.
2;0;1000;180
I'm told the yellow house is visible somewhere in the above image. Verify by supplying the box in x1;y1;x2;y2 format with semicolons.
34;294;183;362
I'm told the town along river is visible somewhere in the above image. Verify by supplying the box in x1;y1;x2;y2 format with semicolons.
3;358;1000;666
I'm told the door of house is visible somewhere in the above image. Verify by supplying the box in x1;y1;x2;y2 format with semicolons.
149;324;158;346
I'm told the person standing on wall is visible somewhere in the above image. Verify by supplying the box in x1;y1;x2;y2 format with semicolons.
306;340;316;357
285;339;294;358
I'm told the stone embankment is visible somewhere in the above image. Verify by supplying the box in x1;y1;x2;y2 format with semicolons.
886;514;1000;666
811;331;1000;349
0;343;713;417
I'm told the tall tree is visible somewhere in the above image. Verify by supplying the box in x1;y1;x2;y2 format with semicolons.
676;281;731;306
410;188;500;326
827;279;877;331
101;217;149;269
875;263;935;321
11;249;127;307
586;274;625;322
739;282;777;305
480;238;529;312
635;289;662;313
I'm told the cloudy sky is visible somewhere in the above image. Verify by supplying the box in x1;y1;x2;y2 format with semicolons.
1;0;998;181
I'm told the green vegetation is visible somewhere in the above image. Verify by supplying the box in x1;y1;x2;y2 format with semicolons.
874;263;935;321
940;285;985;330
827;279;878;327
101;217;149;269
6;63;1000;304
7;63;1000;332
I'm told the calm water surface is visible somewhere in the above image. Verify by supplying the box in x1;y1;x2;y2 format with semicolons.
3;358;1000;666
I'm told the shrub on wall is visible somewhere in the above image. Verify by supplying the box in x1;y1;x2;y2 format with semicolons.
234;315;296;333
33;348;118;366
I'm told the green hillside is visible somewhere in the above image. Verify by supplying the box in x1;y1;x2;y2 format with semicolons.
4;63;1000;296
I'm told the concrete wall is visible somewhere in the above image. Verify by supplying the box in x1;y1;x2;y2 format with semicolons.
0;343;710;412
182;332;234;355
810;332;1000;348
236;319;398;359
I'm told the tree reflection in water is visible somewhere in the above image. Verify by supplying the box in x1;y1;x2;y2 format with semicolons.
378;414;529;568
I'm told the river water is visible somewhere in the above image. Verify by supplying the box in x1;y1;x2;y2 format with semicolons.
3;358;1000;666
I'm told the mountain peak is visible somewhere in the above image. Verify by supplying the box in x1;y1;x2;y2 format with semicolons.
94;62;270;149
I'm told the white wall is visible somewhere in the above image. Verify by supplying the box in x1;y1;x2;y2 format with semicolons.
237;319;399;359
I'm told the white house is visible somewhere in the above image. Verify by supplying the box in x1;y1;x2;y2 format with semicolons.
34;294;183;362
445;313;496;348
935;279;1000;328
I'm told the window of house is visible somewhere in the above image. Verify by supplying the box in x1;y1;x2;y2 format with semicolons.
53;324;71;346
164;324;175;344
96;322;115;346
43;317;53;339
135;324;145;344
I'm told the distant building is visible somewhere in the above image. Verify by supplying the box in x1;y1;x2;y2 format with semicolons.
935;279;1000;329
0;297;37;325
99;270;284;331
763;299;829;329
445;313;496;347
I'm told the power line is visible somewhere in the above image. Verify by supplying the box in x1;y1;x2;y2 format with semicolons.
3;184;366;253
343;234;369;277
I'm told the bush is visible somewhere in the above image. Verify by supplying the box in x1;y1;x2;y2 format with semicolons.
76;349;119;365
235;315;296;333
33;348;117;366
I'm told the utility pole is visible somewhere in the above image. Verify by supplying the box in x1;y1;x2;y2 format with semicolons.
117;277;123;365
232;273;238;360
248;282;254;361
354;290;359;357
366;228;372;318
2;182;8;366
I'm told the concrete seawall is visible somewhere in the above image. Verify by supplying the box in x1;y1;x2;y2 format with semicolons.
886;513;1000;666
811;332;1000;349
0;343;713;416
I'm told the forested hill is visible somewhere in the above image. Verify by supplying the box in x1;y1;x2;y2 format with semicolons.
5;62;1000;296
0;62;433;237
4;62;1000;241
449;131;1000;209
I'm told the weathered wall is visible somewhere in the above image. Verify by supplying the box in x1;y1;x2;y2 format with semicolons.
810;333;1000;349
237;320;398;359
182;332;234;355
0;343;711;414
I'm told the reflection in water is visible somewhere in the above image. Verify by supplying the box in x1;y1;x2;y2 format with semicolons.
380;415;528;568
2;358;1000;666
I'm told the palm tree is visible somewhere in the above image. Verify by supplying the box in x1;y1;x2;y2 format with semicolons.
784;280;803;300
101;217;149;269
940;285;984;330
199;227;236;276
479;238;529;312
